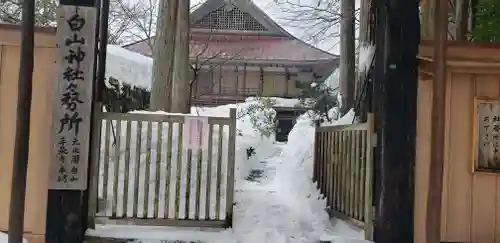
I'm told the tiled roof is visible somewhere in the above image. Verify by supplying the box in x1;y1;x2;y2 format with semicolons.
124;34;338;64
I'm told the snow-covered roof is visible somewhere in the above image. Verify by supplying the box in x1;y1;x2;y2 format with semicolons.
105;45;153;90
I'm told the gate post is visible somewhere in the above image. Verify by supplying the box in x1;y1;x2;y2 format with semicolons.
224;108;237;228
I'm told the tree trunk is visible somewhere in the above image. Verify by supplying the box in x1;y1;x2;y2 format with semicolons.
372;0;419;241
339;0;356;115
171;0;191;113
421;0;436;39
455;0;470;41
356;0;372;122
150;0;178;111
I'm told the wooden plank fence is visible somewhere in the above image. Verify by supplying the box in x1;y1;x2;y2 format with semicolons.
313;114;375;239
89;108;237;228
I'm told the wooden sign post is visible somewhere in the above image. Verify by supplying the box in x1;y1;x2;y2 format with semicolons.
46;0;98;242
49;1;97;190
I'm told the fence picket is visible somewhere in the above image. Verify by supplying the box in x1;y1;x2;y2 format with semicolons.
354;131;361;220
132;121;142;218
185;148;193;219
123;120;132;217
154;122;163;217
143;121;153;218
328;132;334;208
164;122;173;219
195;145;203;220
102;120;111;215
205;125;214;220
334;131;340;209
112;120;121;218
215;125;224;220
175;123;184;219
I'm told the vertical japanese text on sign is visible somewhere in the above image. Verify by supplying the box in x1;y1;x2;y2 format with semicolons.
50;5;97;190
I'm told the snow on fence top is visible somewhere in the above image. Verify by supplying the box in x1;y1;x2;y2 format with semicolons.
106;45;153;90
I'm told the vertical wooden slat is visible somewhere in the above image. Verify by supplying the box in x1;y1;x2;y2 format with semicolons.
328;131;334;209
112;120;122;217
320;132;326;195
353;130;360;220
359;131;366;222
341;131;348;214
164;122;173;218
185;148;193;219
345;131;352;216
338;131;344;213
143;121;153;218
346;131;353;216
195;143;203;220
102;120;111;214
225;108;237;226
349;130;356;217
335;131;341;210
364;114;375;239
174;123;184;219
332;131;337;209
215;125;224;220
205;124;214;220
132;121;142;218
122;120;132;217
154;122;163;217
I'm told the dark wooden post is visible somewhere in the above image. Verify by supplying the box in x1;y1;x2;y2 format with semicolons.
426;0;448;241
8;0;35;242
46;0;100;243
372;0;420;242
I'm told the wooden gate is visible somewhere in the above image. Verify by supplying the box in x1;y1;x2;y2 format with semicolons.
313;114;375;239
87;108;237;228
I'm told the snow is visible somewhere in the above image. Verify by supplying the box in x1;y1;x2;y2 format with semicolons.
0;233;27;243
105;45;153;90
87;98;367;243
358;45;375;75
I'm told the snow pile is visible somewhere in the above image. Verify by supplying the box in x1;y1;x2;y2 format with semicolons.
271;108;366;242
0;233;27;243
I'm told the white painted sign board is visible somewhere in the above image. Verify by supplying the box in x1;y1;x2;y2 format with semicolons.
49;5;97;190
183;116;210;150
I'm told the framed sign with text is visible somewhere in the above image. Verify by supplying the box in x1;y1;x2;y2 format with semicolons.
474;98;500;172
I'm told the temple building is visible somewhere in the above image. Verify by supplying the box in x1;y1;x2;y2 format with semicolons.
124;0;339;106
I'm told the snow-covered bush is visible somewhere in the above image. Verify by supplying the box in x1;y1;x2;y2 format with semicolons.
297;79;339;123
236;97;277;138
103;77;150;113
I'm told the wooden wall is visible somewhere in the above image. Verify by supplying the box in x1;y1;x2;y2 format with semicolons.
416;64;500;243
0;24;56;243
196;66;306;98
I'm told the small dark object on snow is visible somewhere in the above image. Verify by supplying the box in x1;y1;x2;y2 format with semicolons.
246;147;256;159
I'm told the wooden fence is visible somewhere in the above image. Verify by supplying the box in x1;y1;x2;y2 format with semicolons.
88;108;237;228
313;114;375;239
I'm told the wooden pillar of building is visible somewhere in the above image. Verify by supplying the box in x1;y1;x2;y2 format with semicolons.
243;64;247;94
426;0;448;241
285;67;290;97
235;66;239;94
372;0;420;241
259;67;264;95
